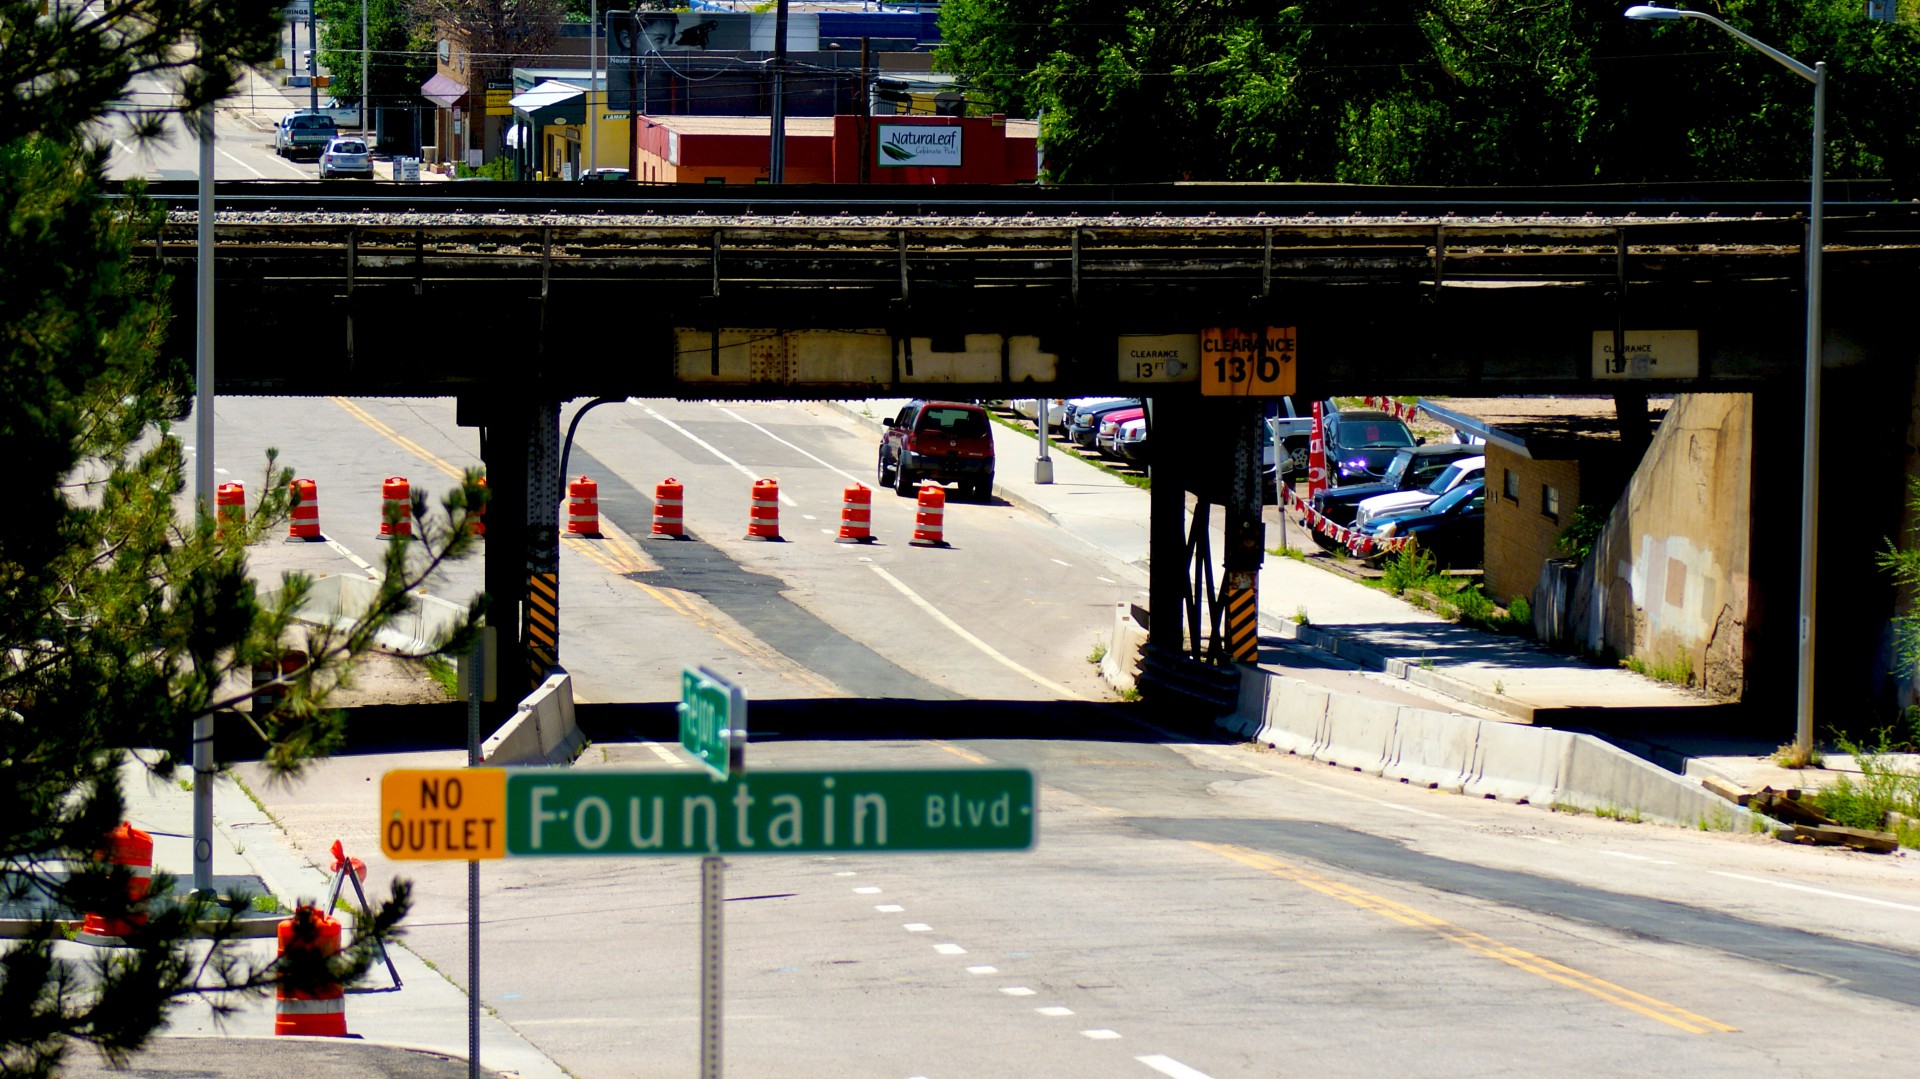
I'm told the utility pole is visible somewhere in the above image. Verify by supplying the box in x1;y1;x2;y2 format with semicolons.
588;0;597;173
858;36;870;184
360;0;369;132
769;0;789;182
307;17;319;110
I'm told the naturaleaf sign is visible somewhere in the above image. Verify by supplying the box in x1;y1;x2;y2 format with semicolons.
877;125;962;167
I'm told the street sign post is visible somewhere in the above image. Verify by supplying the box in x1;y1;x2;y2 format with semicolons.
679;666;743;780
505;769;1035;856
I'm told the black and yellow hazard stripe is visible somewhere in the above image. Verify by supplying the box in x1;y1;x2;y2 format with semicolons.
526;571;559;686
1223;581;1259;662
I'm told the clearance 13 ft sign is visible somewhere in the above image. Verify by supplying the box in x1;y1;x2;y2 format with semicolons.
1200;326;1297;396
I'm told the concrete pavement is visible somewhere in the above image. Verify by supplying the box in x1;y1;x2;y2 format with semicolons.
842;399;1809;798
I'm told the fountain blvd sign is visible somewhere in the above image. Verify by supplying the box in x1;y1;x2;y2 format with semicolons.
381;768;1036;859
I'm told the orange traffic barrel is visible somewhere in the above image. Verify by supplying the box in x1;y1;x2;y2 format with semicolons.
275;905;348;1037
652;477;686;538
836;483;875;543
215;482;245;537
567;476;601;537
909;484;949;548
79;822;153;940
745;478;782;541
379;476;412;538
288;478;321;540
471;476;487;536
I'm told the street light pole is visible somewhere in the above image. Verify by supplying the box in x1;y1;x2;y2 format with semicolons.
1624;5;1824;760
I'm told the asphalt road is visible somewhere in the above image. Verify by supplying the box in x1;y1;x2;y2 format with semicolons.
185;394;1920;1077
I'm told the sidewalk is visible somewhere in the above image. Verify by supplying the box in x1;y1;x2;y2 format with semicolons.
21;758;566;1078
841;399;1795;786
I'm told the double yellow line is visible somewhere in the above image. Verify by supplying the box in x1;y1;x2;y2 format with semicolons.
1194;841;1738;1035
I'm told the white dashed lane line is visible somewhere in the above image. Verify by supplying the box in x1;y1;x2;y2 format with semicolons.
1709;870;1920;912
1137;1055;1218;1079
845;877;1216;1079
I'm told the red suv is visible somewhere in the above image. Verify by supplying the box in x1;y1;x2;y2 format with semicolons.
878;400;996;501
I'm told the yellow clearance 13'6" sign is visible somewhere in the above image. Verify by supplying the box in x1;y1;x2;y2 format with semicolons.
1200;326;1297;396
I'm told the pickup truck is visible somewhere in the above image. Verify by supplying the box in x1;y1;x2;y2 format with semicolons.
1266;397;1313;474
274;111;338;159
318;99;362;128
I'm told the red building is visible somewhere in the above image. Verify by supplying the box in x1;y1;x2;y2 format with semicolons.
632;113;1039;184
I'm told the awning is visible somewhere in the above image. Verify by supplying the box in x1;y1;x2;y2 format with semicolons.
509;80;586;126
420;73;469;109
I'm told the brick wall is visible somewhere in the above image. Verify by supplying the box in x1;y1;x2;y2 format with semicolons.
1484;448;1582;606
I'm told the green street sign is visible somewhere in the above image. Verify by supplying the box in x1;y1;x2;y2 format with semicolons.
679;667;742;780
505;769;1035;856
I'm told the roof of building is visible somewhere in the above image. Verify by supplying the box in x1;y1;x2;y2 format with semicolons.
637;114;1038;138
1419;395;1671;458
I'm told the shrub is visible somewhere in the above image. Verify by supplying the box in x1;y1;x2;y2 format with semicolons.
1382;547;1435;595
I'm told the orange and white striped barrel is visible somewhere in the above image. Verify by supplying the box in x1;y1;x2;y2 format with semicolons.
567;476;601;537
471;476;487;536
288;478;321;540
215;482;245;537
745;478;782;541
79;822;152;940
836;483;874;543
651;477;685;538
275;906;348;1037
378;476;412;538
909;483;948;548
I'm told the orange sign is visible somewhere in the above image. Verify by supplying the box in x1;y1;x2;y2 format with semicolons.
1200;326;1297;396
381;769;507;860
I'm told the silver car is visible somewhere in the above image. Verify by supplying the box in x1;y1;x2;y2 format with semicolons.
318;136;373;179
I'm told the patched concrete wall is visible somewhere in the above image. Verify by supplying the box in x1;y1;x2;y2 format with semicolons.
1566;394;1752;697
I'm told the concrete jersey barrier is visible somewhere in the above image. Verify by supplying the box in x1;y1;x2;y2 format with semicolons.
256;574;467;655
1232;667;1763;830
481;672;585;766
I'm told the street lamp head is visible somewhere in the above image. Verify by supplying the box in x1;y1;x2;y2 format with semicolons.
1624;5;1686;19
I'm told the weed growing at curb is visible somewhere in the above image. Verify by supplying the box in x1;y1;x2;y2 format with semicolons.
1549;802;1585;815
251;894;280;913
1292;606;1310;625
229;771;278;825
1493;679;1506;696
1772;741;1826;769
1809;732;1920;845
1625;651;1693;688
1119;686;1141;701
1088;641;1108;665
423;655;460;698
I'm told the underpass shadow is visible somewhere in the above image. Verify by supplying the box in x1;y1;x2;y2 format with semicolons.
208;697;1230;760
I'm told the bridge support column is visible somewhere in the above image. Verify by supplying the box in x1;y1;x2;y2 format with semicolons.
472;397;563;698
1222;400;1265;665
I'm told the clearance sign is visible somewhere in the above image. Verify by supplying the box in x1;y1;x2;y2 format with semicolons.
1200;326;1297;396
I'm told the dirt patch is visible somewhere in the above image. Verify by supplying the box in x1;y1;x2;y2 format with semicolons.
327;650;452;708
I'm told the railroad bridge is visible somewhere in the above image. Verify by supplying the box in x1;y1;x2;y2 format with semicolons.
135;180;1920;722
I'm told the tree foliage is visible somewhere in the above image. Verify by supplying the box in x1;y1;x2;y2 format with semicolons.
313;0;437;112
1;5;487;1073
937;0;1920;190
404;0;565;90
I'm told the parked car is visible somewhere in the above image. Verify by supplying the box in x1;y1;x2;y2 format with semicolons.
1096;407;1145;456
877;399;996;501
1361;479;1487;566
1050;397;1129;437
1352;455;1484;532
1117;416;1149;463
1012;398;1071;430
317;136;373;179
1066;398;1142;448
1323;405;1418;486
274;111;337;159
1307;443;1483;544
581;167;632;182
